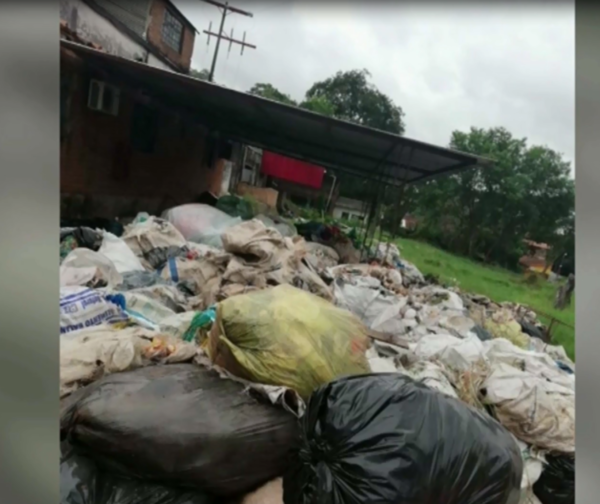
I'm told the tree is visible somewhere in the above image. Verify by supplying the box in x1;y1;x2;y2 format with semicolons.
247;83;297;106
305;69;406;134
190;68;210;81
411;126;575;269
299;96;336;117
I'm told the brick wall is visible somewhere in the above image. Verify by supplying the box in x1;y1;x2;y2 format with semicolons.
60;56;221;219
146;0;195;72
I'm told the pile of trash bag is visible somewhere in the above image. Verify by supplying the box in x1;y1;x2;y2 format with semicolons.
58;204;575;504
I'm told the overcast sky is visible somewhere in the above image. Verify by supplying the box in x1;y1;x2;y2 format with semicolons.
175;1;575;174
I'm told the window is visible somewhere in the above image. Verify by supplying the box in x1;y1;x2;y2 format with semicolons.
162;9;184;52
341;212;350;220
87;79;120;116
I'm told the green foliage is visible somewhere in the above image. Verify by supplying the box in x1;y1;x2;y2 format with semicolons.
299;95;336;116
248;83;297;106
305;69;406;134
411;127;575;270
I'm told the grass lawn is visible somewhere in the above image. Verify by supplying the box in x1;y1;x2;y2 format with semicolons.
395;237;575;360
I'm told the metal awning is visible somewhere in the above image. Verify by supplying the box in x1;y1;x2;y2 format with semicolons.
61;40;492;185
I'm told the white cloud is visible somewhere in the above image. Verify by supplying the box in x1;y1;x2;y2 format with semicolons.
175;1;574;173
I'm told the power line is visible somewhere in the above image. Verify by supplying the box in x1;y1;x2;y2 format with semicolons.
199;0;256;82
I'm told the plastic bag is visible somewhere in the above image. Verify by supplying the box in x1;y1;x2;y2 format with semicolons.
61;248;123;288
98;231;145;273
162;203;243;248
209;284;370;399
60;443;216;504
60;287;128;336
284;373;523;504
61;364;299;498
532;453;574;504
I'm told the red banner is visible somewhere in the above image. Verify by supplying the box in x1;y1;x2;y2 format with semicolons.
261;151;325;189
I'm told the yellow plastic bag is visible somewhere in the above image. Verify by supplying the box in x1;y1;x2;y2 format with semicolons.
484;309;530;349
208;284;371;399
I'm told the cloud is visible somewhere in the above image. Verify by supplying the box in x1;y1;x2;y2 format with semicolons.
175;1;574;173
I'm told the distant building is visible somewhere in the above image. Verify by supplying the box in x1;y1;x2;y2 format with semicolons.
401;214;418;230
59;0;198;73
332;197;368;222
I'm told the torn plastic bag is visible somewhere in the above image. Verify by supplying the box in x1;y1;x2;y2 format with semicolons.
162;203;243;248
60;364;299;498
283;373;523;504
209;284;370;400
532;453;574;504
60;443;217;504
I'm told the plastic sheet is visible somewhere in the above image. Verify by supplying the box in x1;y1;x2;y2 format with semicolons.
284;373;523;504
61;364;299;498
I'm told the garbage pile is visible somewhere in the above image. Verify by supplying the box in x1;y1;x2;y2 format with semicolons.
59;204;575;504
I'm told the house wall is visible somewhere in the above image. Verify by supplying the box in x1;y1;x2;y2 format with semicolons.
146;0;196;72
60;0;174;72
60;56;222;219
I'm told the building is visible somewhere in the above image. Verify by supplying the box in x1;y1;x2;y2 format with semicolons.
59;0;198;73
60;35;238;220
60;37;490;224
332;197;368;223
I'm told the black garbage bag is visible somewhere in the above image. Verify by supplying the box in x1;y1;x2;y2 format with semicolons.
533;453;574;504
283;373;523;504
61;364;299;499
61;442;218;504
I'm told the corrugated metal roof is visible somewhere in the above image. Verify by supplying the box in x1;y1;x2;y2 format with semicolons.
61;39;493;185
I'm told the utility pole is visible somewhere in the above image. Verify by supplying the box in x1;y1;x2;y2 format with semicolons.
200;0;256;83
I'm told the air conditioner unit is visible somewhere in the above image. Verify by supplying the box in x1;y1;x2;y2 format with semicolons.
87;79;120;115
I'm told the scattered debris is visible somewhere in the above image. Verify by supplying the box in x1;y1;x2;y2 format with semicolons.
59;204;575;504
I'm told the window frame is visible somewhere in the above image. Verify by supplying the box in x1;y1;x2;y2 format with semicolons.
161;8;184;53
